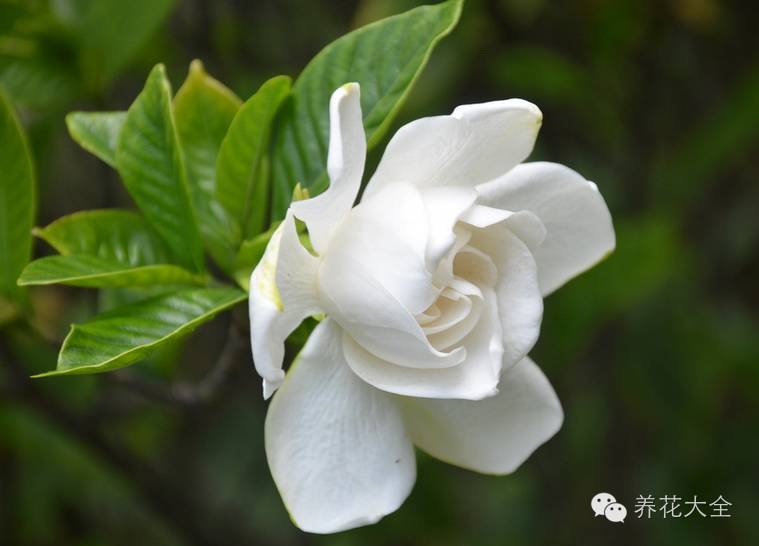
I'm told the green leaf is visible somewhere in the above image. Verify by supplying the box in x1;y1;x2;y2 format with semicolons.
35;287;246;377
174;60;242;272
65;112;126;167
0;88;35;303
116;64;205;272
270;0;463;217
18;255;205;288
59;0;176;90
217;75;291;238
33;209;172;266
0;58;81;110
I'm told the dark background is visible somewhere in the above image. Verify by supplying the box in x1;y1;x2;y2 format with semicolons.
1;0;758;545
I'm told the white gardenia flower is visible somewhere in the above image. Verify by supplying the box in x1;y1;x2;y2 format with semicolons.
249;83;614;533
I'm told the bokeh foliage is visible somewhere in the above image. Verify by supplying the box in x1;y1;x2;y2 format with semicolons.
1;0;758;545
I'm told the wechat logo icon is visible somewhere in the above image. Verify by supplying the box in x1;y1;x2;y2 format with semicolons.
592;492;627;523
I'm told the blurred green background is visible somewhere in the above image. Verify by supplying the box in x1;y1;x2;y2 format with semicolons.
1;0;758;545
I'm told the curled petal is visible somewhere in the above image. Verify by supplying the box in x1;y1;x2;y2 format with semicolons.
320;183;465;370
477;161;615;295
249;212;321;398
342;284;503;400
459;205;546;251
420;185;478;271
364;99;542;198
291;83;366;255
399;356;563;475
265;319;416;533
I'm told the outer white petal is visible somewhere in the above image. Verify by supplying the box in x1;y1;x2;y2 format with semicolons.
265;319;416;534
398;356;563;475
364;99;542;198
469;223;543;370
290;83;366;254
477;161;615;295
342;284;503;400
249;212;321;398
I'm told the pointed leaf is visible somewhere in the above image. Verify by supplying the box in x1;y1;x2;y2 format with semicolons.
217;75;291;237
66;112;126;167
270;0;463;217
116;64;205;272
18;255;205;288
174;60;242;272
0;89;35;303
36;287;246;377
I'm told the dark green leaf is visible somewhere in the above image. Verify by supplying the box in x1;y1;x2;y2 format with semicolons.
35;287;246;377
18;255;205;288
0;58;80;110
65;112;126;167
174;60;242;272
270;0;463;217
0;88;35;303
217;75;291;237
61;0;176;89
116;64;205;272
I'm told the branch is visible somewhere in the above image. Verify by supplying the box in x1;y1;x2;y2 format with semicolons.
109;320;247;407
0;335;260;546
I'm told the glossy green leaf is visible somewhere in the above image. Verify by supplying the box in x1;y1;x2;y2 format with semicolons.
18;255;205;288
116;64;205;272
174;60;242;272
33;209;172;266
35;287;246;377
270;0;463;217
0;89;35;303
217;75;291;237
65;112;126;167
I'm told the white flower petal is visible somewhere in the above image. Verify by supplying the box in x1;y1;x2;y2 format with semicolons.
343;284;503;400
327;183;435;314
469;227;543;369
364;99;542;198
420;186;478;270
477;161;615;295
459;205;547;251
425;278;483;351
290;83;366;255
319;182;465;370
265;319;416;534
320;250;465;370
453;244;498;288
249;212;321;398
399;356;563;475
